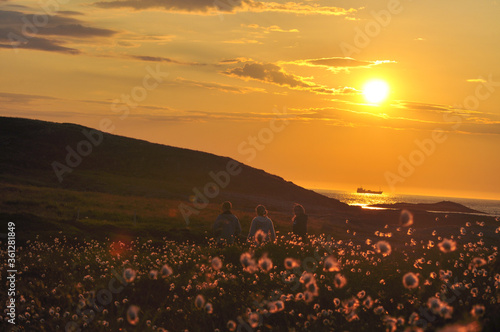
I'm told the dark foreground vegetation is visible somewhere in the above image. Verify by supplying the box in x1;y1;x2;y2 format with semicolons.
1;214;499;331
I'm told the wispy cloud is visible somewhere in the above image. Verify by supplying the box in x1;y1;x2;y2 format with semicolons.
241;24;299;33
285;57;396;73
218;57;253;64
1;91;499;135
222;38;262;44
173;78;265;94
0;92;60;103
0;34;80;54
93;0;357;16
244;1;357;16
116;34;174;47
289;104;500;135
395;101;500;117
123;54;207;66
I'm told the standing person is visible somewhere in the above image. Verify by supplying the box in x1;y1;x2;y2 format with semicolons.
248;205;276;243
292;203;308;241
213;201;242;244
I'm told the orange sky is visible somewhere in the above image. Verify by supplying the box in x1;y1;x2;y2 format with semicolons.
1;0;500;200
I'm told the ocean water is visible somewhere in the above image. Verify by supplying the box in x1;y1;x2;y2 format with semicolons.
315;189;500;217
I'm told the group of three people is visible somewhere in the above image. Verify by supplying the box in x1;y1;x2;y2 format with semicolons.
212;201;308;244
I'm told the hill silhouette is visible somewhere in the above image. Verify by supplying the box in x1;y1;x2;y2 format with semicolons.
0;116;350;214
371;201;484;214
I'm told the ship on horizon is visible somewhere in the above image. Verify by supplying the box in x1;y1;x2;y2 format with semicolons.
357;187;383;195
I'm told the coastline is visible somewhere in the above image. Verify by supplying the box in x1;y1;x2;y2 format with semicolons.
315;189;500;217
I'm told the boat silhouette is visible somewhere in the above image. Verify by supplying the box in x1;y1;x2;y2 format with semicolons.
357;187;383;195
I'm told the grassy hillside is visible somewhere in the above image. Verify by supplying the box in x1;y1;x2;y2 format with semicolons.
0;116;349;214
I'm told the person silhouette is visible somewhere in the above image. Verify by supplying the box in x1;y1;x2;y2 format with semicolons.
292;203;308;241
212;201;241;244
248;205;276;243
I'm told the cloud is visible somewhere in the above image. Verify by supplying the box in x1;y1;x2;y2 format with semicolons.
389;101;500;132
218;57;253;64
289;105;500;135
110;34;174;48
1;3;29;10
0;34;80;54
40;24;115;37
106;53;241;68
223;38;262;44
0;91;60;103
394;101;452;112
174;78;264;94
0;10;116;37
124;54;207;66
93;0;357;16
286;57;395;72
395;101;499;118
224;62;312;88
57;11;85;16
223;62;358;95
0;91;280;123
396;101;500;130
93;0;243;12
244;1;356;16
0;10;117;54
2;91;499;135
241;24;299;33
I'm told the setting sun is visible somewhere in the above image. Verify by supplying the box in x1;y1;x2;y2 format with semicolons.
363;80;390;104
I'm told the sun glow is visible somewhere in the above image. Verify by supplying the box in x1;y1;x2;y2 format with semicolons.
363;80;390;104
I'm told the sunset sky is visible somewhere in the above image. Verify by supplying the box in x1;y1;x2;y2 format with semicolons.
1;0;500;199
